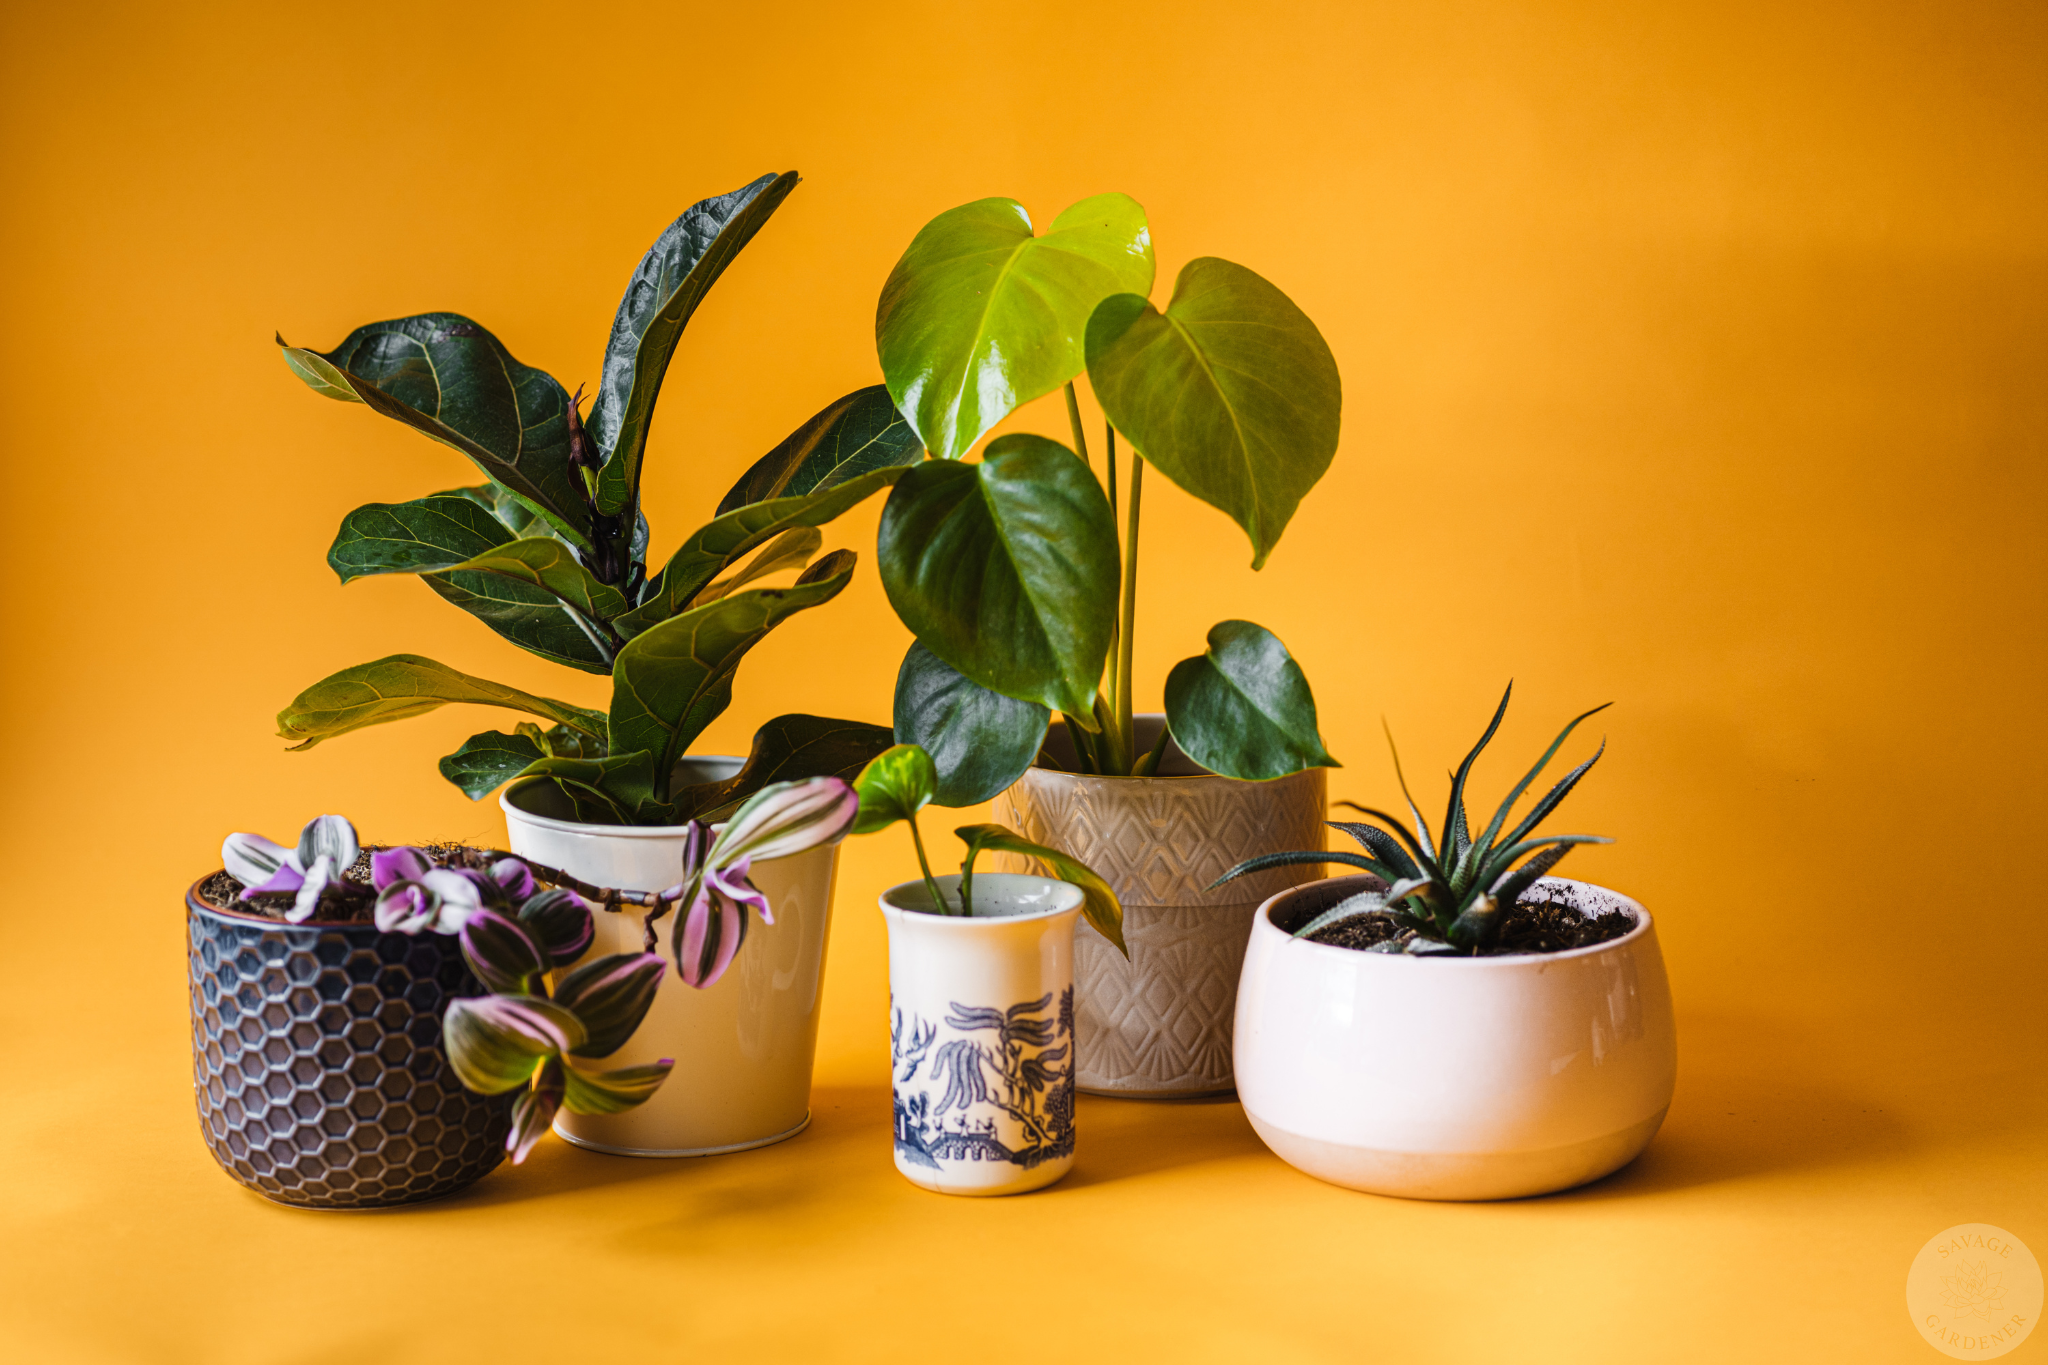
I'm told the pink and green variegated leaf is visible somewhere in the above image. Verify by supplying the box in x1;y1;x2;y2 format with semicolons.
371;846;433;890
294;815;360;881
516;889;594;964
507;1061;566;1164
706;775;859;866
561;1060;674;1115
675;885;749;990
442;994;584;1094
458;906;549;991
554;953;666;1059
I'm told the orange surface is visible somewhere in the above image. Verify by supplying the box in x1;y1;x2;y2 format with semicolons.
3;2;2044;1361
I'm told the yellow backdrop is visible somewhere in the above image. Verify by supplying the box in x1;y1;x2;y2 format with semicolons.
3;1;2042;1361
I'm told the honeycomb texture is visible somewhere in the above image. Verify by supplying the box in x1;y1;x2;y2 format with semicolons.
186;889;513;1209
992;766;1326;1096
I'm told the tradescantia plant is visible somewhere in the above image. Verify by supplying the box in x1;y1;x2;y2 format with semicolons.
873;194;1343;806
1213;685;1613;955
274;172;916;823
851;744;1126;952
219;777;858;1161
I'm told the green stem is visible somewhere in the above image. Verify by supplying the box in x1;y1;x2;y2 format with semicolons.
1106;424;1118;520
1063;383;1091;468
1113;452;1144;773
958;843;978;917
906;814;953;915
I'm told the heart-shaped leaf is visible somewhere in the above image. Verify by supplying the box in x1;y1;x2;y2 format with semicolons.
588;173;800;517
893;643;1049;807
852;744;938;834
877;433;1117;718
669;713;895;821
954;822;1126;954
877;194;1153;459
1163;620;1337;779
609;553;859;801
1085;257;1341;568
439;728;547;800
279;316;592;548
717;384;922;513
618;467;907;636
278;654;608;751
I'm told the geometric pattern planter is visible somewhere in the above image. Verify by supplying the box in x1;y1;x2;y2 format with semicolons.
186;883;513;1209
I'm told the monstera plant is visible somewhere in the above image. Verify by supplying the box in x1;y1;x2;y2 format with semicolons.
874;193;1344;803
275;173;917;823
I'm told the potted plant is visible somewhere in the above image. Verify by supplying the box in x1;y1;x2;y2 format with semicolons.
272;172;912;1154
868;193;1343;1097
851;745;1122;1195
1222;686;1678;1200
189;781;854;1205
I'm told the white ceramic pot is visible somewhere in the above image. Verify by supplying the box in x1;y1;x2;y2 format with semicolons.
880;873;1083;1197
991;715;1327;1099
1234;874;1677;1200
500;757;838;1157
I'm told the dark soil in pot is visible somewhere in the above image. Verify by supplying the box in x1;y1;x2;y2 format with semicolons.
1274;882;1634;956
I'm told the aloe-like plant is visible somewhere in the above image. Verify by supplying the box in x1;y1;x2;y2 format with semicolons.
871;194;1343;805
1214;685;1613;955
852;744;1126;952
274;173;917;823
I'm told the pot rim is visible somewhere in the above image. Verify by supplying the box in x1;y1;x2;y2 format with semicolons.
1255;873;1652;968
498;754;745;838
878;873;1084;926
186;876;379;931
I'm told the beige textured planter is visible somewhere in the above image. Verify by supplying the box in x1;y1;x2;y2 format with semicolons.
990;715;1327;1097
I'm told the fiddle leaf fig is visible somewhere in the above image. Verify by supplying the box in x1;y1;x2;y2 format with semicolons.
668;712;895;821
893;643;1049;807
1084;257;1341;569
328;489;513;582
439;728;547;800
588;172;801;518
419;570;614;675
877;194;1153;458
609;553;859;802
877;433;1117;718
1163;620;1337;780
689;527;821;606
278;316;592;549
277;654;608;751
717;384;922;513
435;538;631;622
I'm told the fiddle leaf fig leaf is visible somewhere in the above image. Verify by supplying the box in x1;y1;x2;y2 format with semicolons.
508;751;659;825
669;713;895;822
327;489;513;582
893;642;1049;807
690;527;821;607
609;553;858;800
618;466;906;635
876;434;1117;718
436;538;631;621
278;316;592;548
1085;257;1341;568
588;172;801;517
716;384;922;514
421;572;613;675
439;729;547;800
1163;620;1337;780
851;744;937;834
278;654;609;751
876;194;1154;458
954;823;1126;955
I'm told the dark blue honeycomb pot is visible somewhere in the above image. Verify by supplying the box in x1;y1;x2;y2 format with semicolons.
186;880;514;1209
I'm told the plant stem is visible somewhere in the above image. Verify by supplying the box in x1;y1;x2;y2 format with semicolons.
905;813;953;915
1106;424;1118;520
1113;451;1144;772
1063;382;1091;468
958;845;978;917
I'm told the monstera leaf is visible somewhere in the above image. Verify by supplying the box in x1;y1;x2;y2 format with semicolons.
669;713;896;820
587;172;801;518
278;655;608;751
1085;257;1341;569
893;643;1048;807
618;467;909;635
876;194;1153;459
278;316;592;549
609;553;858;801
876;434;1117;718
717;384;922;513
1163;620;1337;779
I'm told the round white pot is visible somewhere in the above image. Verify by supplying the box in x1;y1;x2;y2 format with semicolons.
500;757;838;1158
880;873;1083;1197
1234;874;1677;1200
991;714;1327;1099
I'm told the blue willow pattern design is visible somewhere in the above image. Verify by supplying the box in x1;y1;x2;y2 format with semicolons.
891;987;1075;1170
